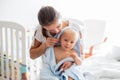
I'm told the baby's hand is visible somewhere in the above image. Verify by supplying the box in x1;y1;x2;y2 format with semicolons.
70;52;82;65
74;57;82;65
60;61;73;71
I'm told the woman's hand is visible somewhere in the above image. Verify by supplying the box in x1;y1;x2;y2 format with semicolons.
60;61;73;71
45;37;59;48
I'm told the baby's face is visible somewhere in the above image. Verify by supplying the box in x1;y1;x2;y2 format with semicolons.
60;32;77;51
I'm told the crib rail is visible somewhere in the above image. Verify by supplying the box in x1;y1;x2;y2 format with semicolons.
0;21;27;80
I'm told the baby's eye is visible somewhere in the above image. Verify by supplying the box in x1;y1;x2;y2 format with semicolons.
64;39;68;41
71;41;74;43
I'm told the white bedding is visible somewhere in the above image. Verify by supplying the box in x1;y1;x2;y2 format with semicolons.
80;54;120;80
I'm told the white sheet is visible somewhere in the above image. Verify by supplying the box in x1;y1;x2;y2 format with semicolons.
80;54;120;80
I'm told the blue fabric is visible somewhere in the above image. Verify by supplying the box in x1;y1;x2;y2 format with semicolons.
20;63;27;73
40;26;84;80
41;47;85;80
40;47;60;80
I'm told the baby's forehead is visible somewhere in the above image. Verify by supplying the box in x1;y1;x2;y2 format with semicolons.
61;29;78;39
61;33;77;42
63;29;76;35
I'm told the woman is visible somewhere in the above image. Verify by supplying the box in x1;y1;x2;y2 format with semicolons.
30;6;83;79
30;5;74;70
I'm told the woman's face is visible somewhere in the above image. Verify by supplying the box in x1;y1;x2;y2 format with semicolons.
43;20;62;34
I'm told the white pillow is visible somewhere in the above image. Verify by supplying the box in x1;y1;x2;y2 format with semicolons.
106;45;120;61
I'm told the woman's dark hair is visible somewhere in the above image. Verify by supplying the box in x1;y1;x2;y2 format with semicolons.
38;6;61;37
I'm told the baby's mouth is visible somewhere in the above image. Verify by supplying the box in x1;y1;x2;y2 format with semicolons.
64;46;69;49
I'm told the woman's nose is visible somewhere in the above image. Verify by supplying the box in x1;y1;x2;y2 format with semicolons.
54;29;60;33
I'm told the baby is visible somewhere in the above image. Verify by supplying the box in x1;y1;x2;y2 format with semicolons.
54;28;82;80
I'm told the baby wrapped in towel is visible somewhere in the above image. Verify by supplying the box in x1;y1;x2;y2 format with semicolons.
41;26;85;80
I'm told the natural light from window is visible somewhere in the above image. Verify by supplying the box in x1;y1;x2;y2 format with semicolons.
41;0;120;46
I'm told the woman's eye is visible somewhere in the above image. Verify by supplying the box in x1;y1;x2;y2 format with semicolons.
57;24;61;28
57;25;60;28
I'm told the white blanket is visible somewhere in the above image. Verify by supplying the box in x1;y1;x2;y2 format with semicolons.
80;54;120;80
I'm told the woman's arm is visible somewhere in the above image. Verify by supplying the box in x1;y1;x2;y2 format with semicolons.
30;39;47;59
30;37;58;59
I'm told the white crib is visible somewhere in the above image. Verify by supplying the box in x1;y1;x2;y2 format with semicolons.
0;19;85;80
0;21;31;80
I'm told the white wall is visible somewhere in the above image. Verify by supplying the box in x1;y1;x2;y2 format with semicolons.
0;0;44;27
0;0;120;46
44;0;120;46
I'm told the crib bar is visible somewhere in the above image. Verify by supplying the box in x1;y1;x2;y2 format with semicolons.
0;28;4;79
2;28;5;79
22;31;27;65
0;28;1;50
5;28;10;80
11;29;15;80
0;27;1;80
16;31;21;80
